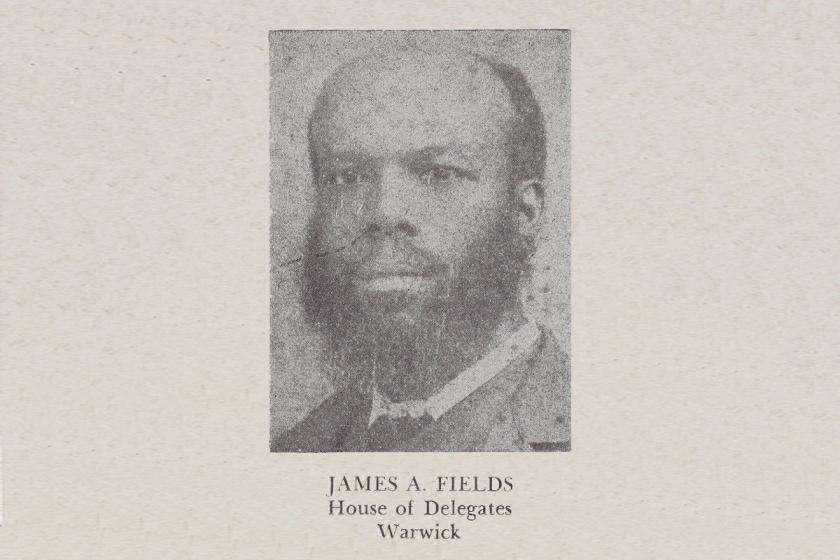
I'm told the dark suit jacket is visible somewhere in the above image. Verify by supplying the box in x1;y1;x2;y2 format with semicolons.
271;326;570;452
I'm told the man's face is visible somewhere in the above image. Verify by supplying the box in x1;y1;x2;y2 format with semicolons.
303;51;529;366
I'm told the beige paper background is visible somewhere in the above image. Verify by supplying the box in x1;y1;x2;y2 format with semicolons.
3;1;839;559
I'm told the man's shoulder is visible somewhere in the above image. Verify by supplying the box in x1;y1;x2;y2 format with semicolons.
505;326;571;451
270;387;368;452
270;325;570;453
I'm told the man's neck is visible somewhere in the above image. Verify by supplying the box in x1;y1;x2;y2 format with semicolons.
374;305;528;402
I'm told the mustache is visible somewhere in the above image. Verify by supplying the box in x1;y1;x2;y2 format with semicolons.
353;235;439;275
298;223;445;276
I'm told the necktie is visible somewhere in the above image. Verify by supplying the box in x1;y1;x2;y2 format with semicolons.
365;413;434;451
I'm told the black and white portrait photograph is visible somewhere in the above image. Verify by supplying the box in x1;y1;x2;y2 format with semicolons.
270;30;570;452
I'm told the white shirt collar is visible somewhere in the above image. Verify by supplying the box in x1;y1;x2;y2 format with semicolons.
368;318;541;426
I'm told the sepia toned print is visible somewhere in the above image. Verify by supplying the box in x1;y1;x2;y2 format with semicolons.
270;30;570;452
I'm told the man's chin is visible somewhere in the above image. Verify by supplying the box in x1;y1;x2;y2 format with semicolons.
315;286;449;349
347;291;437;333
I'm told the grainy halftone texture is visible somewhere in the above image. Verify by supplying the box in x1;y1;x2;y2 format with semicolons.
270;30;571;437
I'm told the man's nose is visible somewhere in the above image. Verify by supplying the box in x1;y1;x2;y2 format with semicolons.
364;163;418;237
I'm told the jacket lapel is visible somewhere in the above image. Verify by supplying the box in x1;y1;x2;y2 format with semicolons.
394;334;541;452
396;328;570;452
508;331;571;451
271;382;372;452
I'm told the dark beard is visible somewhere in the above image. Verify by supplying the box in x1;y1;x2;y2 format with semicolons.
300;212;530;400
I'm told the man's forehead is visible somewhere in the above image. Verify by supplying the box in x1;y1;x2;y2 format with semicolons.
310;48;514;156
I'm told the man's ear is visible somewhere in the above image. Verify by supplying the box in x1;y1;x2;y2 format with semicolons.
515;178;545;236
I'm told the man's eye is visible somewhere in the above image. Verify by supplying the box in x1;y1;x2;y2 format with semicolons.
420;166;468;186
325;169;367;187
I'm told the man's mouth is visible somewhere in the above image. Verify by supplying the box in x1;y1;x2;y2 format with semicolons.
352;261;436;292
356;275;435;292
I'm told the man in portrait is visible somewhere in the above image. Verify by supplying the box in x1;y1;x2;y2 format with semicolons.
271;42;570;452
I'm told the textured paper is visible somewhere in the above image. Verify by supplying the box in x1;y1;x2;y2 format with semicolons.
3;1;839;558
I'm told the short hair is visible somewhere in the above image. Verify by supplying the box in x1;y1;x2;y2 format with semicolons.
476;55;546;183
308;50;547;185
